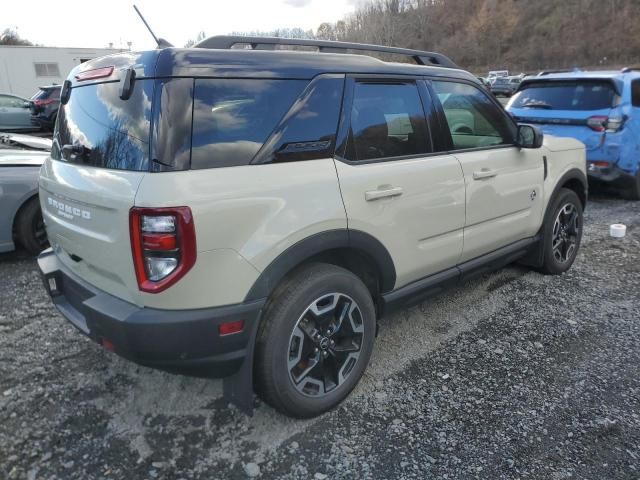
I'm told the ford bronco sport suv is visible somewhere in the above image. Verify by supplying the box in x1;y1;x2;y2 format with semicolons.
38;37;587;418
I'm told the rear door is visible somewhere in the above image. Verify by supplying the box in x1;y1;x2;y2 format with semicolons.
40;78;156;305
334;77;465;289
431;80;545;262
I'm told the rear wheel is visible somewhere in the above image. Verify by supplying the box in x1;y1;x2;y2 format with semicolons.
15;198;48;255
539;188;583;274
254;263;376;418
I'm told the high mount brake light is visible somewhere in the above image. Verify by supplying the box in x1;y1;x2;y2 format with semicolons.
129;207;197;293
75;66;114;82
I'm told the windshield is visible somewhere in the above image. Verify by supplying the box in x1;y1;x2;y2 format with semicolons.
510;81;618;110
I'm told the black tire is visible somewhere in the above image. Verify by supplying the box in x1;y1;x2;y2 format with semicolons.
15;197;48;255
622;171;640;201
539;188;583;275
254;263;376;418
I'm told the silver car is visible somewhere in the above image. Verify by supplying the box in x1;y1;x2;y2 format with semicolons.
0;93;33;131
0;133;51;254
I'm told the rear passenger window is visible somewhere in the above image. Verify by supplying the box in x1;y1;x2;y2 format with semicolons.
191;79;307;169
345;82;431;162
632;80;640;107
432;81;514;150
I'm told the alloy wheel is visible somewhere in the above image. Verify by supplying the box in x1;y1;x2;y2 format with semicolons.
287;293;365;397
552;203;580;264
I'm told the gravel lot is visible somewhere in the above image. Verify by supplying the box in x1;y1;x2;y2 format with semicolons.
1;195;638;480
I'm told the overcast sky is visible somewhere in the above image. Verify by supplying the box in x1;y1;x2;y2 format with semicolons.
4;0;359;50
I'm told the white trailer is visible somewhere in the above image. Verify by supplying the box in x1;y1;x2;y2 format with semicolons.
0;45;122;99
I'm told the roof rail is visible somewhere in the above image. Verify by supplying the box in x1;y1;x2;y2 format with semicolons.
538;68;581;76
621;66;640;73
193;35;459;69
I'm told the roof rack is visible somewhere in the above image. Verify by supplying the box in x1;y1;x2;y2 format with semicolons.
194;35;459;69
538;68;581;76
620;66;640;73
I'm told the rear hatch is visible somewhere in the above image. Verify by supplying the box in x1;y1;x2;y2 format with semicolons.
40;55;156;305
507;78;622;164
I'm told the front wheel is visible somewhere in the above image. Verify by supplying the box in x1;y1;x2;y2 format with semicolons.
254;263;376;418
539;188;583;274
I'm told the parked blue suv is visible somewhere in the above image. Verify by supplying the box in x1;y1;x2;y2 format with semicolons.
507;69;640;199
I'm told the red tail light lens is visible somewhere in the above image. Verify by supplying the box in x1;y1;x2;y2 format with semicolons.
75;66;114;82
129;207;196;293
32;98;56;106
587;115;608;132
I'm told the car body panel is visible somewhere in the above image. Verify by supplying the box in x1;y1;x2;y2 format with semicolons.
133;158;346;309
453;145;545;262
334;154;466;289
0;149;48;252
0;93;32;131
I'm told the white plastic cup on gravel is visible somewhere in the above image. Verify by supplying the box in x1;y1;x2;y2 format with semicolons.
609;224;627;238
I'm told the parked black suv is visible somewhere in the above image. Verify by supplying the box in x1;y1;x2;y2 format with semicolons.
30;85;61;132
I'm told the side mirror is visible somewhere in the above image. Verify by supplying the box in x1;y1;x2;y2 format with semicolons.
22;101;31;109
516;124;543;149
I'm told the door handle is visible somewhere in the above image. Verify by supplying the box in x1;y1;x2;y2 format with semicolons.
473;168;498;180
365;186;403;201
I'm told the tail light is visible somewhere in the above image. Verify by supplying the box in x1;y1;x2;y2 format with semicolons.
129;207;196;293
75;66;114;82
587;115;625;133
32;98;56;107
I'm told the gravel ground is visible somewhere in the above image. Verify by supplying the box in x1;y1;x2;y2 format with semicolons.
0;195;638;480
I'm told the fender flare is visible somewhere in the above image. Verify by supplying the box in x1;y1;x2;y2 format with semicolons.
243;229;396;302
549;168;588;208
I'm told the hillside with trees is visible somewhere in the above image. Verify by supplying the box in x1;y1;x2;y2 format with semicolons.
315;0;640;74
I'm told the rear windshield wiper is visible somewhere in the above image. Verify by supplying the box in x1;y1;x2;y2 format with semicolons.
520;101;553;109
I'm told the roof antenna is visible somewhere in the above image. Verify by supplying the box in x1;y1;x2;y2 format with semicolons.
133;5;173;49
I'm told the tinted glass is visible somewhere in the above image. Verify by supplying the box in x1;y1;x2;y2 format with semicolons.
346;82;430;161
0;95;24;108
255;76;344;163
150;78;194;172
191;79;307;169
52;79;153;171
433;81;514;150
510;81;618;111
632;80;640;107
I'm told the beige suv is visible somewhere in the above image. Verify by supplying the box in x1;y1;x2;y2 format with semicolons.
38;37;587;418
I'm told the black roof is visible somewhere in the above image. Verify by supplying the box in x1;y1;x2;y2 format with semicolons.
155;48;475;81
70;41;476;86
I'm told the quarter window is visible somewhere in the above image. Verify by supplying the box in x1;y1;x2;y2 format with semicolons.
432;81;514;150
345;82;431;162
191;79;307;169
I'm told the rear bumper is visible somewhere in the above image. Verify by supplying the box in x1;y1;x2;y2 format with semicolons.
587;164;636;189
37;248;264;378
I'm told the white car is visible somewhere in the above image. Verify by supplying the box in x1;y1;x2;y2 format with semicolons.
37;37;587;418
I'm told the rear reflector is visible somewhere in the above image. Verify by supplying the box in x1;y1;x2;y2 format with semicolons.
218;320;245;336
590;161;609;168
75;66;114;82
101;338;115;352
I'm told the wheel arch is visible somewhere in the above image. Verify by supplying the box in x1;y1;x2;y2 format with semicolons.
244;229;396;304
11;192;39;235
551;168;588;210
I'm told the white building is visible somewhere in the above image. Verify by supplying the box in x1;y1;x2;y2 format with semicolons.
0;45;122;98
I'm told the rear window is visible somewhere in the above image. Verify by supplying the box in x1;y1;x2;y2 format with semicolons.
52;80;153;171
510;81;618;111
191;79;308;169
